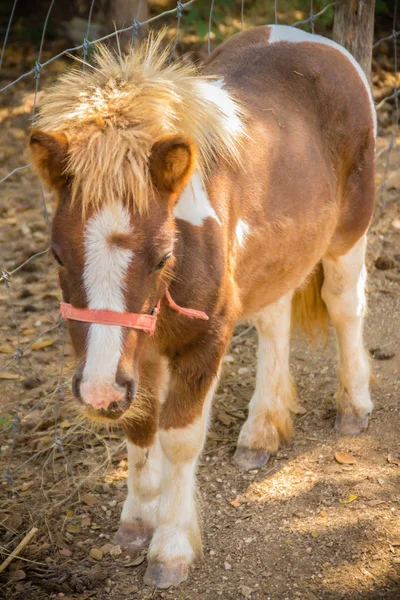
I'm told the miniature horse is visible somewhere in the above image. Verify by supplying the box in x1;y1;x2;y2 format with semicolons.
29;26;376;588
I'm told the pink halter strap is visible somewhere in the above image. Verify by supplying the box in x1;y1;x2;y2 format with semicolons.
60;289;208;335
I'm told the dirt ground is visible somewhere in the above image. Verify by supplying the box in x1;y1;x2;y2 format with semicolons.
1;25;400;600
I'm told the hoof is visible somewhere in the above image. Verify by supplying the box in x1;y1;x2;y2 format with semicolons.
335;413;369;435
233;447;270;470
114;520;153;550
144;560;189;589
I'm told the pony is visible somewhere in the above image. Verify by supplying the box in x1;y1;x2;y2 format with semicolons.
29;26;376;588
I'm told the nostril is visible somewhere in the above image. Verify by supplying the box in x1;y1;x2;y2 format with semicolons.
108;401;120;412
125;380;135;404
72;374;82;400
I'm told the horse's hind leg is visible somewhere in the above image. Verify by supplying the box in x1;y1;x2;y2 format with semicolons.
321;234;373;434
234;292;299;470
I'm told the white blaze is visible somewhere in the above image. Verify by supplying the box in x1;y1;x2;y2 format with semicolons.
82;203;133;383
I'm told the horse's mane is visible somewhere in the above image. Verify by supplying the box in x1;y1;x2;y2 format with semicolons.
35;32;245;213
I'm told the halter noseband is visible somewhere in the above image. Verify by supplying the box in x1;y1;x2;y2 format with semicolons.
60;288;208;335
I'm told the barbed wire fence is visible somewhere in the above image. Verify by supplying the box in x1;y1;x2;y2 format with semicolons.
0;0;398;588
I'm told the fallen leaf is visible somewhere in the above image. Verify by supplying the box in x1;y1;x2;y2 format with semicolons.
239;585;253;598
5;513;23;531
0;343;14;354
31;337;57;351
65;524;80;534
311;531;319;538
66;509;73;518
388;454;400;466
123;555;145;567
81;493;100;506
335;452;357;465
217;411;231;427
340;494;358;504
367;499;385;506
100;543;114;555
8;570;26;581
22;328;35;336
109;544;122;557
90;548;103;561
0;372;19;380
59;548;72;557
90;523;101;530
122;586;139;595
230;498;241;508
81;517;91;527
20;481;34;491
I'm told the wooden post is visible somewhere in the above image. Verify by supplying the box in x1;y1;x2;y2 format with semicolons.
333;0;375;80
108;0;149;50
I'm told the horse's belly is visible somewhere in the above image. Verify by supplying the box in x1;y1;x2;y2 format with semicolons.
234;210;336;317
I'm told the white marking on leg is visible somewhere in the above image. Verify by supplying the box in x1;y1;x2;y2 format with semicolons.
235;219;250;247
148;375;219;564
238;292;296;454
322;235;372;416
266;25;377;137
121;437;163;530
173;171;221;226
82;203;132;384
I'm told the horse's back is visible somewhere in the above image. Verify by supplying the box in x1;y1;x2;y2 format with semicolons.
204;26;376;312
205;25;376;143
205;25;376;243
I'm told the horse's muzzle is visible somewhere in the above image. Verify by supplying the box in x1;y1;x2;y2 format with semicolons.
72;374;136;421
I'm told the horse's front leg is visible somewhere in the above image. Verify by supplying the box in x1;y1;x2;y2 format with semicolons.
115;435;162;549
144;358;221;589
116;353;167;550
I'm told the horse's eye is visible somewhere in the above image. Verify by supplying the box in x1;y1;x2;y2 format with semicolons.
51;248;64;267
155;253;172;271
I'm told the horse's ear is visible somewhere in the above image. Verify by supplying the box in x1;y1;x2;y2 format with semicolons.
29;130;69;189
149;136;195;197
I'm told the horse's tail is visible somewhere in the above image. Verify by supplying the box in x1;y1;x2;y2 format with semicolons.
291;263;330;341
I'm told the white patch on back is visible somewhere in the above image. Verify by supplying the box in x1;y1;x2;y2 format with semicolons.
236;219;250;247
267;25;377;137
173;171;221;226
195;78;244;139
83;203;133;383
212;78;226;90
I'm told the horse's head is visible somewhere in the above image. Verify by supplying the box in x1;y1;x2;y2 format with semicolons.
29;129;195;420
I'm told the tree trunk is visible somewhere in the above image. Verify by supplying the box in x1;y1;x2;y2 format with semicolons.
108;0;149;51
333;0;375;80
